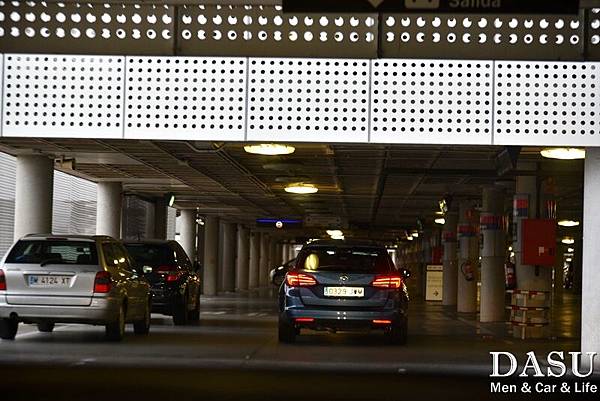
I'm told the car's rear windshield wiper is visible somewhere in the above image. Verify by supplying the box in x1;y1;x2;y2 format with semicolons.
39;258;63;267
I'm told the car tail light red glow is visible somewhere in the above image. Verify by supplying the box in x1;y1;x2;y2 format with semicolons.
372;275;402;289
94;271;111;293
157;265;183;283
286;272;317;287
373;319;392;325
295;318;315;323
0;269;6;291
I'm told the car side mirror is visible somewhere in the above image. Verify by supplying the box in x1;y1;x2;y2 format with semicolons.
142;265;153;274
401;269;411;279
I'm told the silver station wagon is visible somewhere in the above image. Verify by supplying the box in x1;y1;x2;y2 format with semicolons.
0;234;151;341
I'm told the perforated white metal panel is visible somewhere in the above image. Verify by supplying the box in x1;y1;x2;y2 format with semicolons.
494;61;600;146
381;13;584;60
124;56;247;140
370;59;493;144
2;54;125;138
246;58;370;142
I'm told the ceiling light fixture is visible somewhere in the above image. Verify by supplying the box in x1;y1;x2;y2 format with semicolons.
326;230;343;237
568;247;575;253
540;148;586;160
244;143;296;156
557;220;580;227
284;183;318;194
562;238;575;245
406;235;414;241
434;217;446;225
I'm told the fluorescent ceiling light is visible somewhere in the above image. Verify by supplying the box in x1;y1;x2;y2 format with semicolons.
558;220;580;227
568;247;574;253
284;183;318;194
244;144;295;156
434;218;446;225
326;230;343;237
412;232;419;238
561;238;575;245
406;235;414;241
540;148;586;160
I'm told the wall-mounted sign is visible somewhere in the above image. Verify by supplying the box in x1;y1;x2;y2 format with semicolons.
283;0;580;14
425;265;443;301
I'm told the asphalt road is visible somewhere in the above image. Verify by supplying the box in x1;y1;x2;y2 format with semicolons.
0;290;592;401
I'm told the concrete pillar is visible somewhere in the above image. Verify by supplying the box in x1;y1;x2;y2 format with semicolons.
14;155;54;240
442;212;458;306
515;176;552;291
145;202;155;239
582;147;600;366
288;242;296;260
282;243;289;263
153;197;168;240
221;222;236;292
235;225;250;291
203;216;219;296
259;233;270;287
196;222;205;266
249;232;260;288
179;209;197;262
95;182;122;239
457;200;479;313
480;187;506;322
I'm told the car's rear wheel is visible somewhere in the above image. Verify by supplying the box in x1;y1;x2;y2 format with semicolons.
133;301;151;335
37;322;55;333
187;293;200;322
278;315;296;344
173;294;188;326
106;305;125;341
0;318;18;340
387;318;408;345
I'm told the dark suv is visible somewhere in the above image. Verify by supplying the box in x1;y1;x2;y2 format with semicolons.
278;240;409;344
123;240;201;326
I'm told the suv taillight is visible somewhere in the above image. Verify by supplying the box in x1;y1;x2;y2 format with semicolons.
94;271;112;293
286;272;317;287
0;269;6;291
157;265;183;283
372;275;402;289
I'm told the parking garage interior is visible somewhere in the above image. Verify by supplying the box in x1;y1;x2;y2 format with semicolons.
2;0;600;400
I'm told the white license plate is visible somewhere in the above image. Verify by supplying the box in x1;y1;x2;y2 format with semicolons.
324;287;365;298
28;275;71;287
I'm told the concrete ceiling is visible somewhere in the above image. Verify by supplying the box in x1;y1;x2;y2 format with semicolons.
0;138;584;241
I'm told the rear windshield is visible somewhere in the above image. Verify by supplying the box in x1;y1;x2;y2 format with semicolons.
5;240;99;265
123;243;175;267
296;246;395;273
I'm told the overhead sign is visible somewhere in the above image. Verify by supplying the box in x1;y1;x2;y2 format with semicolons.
282;0;580;14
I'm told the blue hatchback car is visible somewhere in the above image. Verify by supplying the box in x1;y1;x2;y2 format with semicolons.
278;240;409;344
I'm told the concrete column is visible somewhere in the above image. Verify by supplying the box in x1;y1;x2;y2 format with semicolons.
442;212;458;306
249;232;260;288
457;200;479;313
95;182;122;239
514;176;553;291
480;187;506;322
153;197;168;240
179;209;197;262
288;242;296;260
145;202;155;239
196;222;205;265
582;147;600;366
221;222;237;292
14;155;54;240
235;225;250;291
259;233;270;287
282;242;290;263
203;216;219;296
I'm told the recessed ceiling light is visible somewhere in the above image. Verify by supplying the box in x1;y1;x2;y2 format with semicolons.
284;183;318;194
567;247;575;253
244;144;295;156
326;230;343;237
434;217;446;225
540;148;586;160
558;220;580;227
406;235;414;241
562;238;575;245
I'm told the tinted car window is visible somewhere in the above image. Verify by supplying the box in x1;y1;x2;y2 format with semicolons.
123;243;176;268
6;240;98;265
172;242;191;270
296;246;394;273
